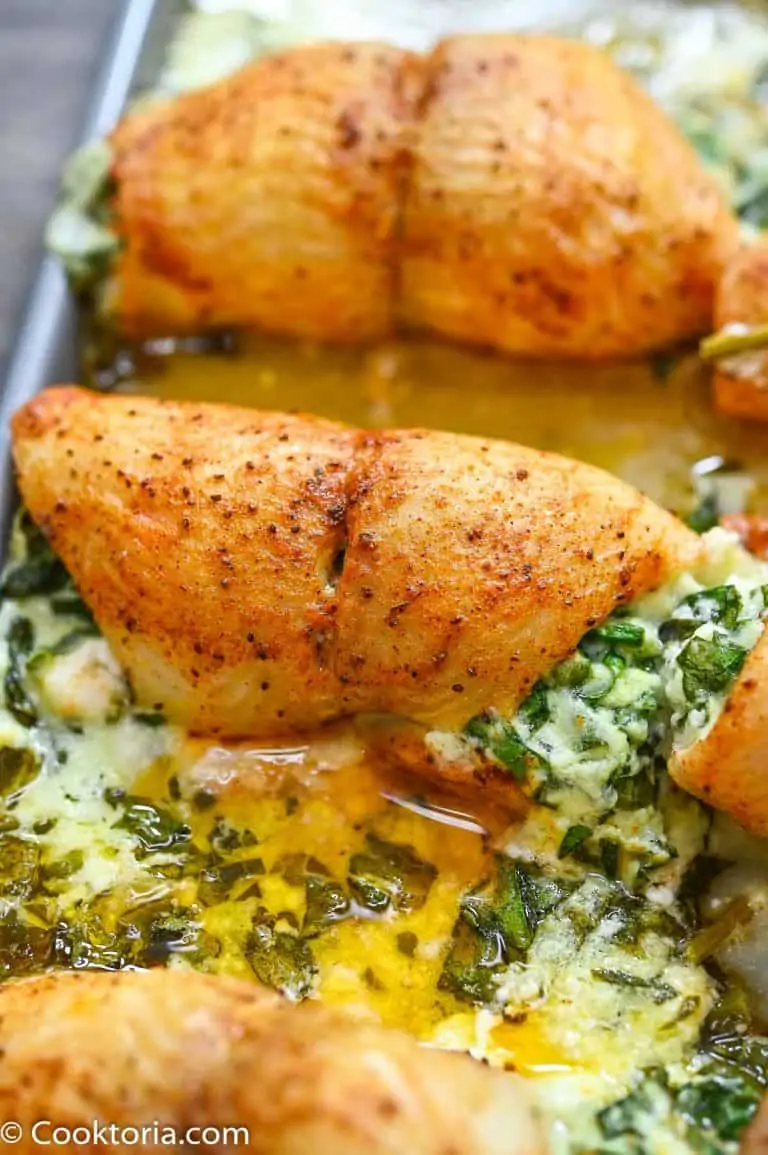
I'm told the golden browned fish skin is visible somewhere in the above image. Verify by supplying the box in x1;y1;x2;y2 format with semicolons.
108;42;422;341
12;387;698;747
13;389;356;736
103;35;738;358
712;242;768;422
0;969;542;1155
399;35;737;359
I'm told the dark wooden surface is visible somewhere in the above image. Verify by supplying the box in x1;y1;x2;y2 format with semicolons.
0;0;118;380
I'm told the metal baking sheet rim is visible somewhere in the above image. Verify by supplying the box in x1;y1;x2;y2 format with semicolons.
0;0;179;549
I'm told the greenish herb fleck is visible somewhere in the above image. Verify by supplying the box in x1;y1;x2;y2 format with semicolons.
1;556;68;600
685;494;721;535
303;874;350;937
4;617;37;727
133;711;167;728
464;712;545;780
246;909;316;1001
678;636;747;703
0;746;39;799
675;1077;761;1141
348;834;436;914
439;858;569;1006
113;796;191;854
197;855;265;906
680;586;743;630
558;824;592;859
592;968;678;1003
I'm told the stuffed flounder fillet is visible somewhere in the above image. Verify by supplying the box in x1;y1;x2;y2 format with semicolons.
12;388;696;738
0;969;541;1155
99;35;738;359
12;387;768;836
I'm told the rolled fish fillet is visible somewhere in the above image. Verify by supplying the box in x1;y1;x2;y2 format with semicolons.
0;969;542;1155
12;387;768;834
11;386;697;736
98;34;738;359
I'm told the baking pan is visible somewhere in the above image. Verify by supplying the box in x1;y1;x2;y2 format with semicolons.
0;0;187;549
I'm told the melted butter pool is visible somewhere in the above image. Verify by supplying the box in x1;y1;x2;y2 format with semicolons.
139;738;489;1037
122;336;768;514
128;739;614;1077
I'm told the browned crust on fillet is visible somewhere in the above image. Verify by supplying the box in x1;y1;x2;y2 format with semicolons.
12;387;699;745
0;969;542;1155
104;35;738;358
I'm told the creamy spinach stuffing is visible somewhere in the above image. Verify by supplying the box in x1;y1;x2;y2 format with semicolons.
429;528;768;1152
458;531;768;827
2;513;768;1155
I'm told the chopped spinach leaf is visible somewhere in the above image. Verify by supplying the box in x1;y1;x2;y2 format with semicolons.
246;908;316;1000
362;965;385;991
0;746;39;799
738;184;768;230
1;555;68;600
587;621;646;649
678;636;747;703
113;796;191;854
209;817;258;854
41;849;84;887
650;351;677;382
0;835;41;902
303;874;350;936
678;586;743;630
267;852;350;934
517;683;550;731
276;852;328;886
439;858;569;1006
464;712;545;780
685;494;720;535
51;914;127;971
551;652;593;688
558;824;592;859
2;514;68;599
600;838;620;880
133;711;167;728
0;912;53;979
598;1078;664;1138
612;764;658;810
29;629;97;668
50;592;96;626
197;855;265;906
191;788;216;812
675;1076;761;1141
659;618;699;645
494;857;542;952
4;617;37;726
136;911;215;967
438;903;506;1005
348;834;436;914
592;967;678;1003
